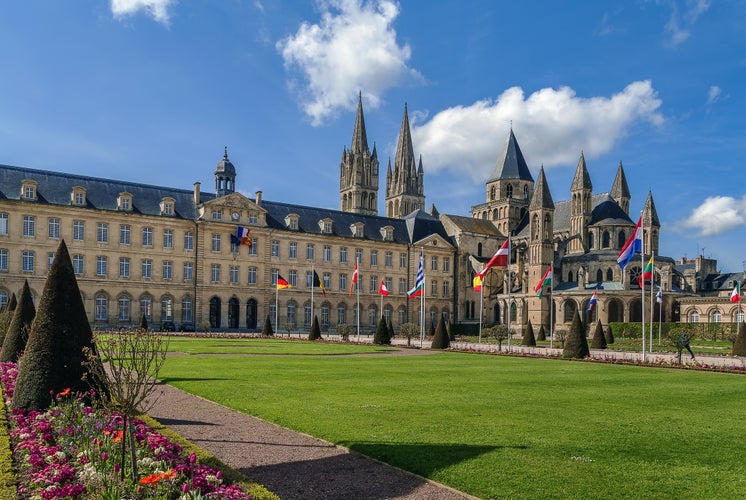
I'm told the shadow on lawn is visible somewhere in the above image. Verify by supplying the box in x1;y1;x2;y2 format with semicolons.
159;377;231;383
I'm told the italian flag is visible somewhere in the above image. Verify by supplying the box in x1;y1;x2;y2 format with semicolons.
534;266;552;298
731;283;742;303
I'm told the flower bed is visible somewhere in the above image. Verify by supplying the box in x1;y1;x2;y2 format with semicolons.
0;362;252;499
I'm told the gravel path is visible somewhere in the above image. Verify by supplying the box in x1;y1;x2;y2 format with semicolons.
147;349;474;500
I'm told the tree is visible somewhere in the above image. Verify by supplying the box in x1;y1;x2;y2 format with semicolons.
667;327;696;364
308;315;322;340
337;323;351;341
431;315;450;349
0;292;18;347
522;320;536;346
536;324;546;341
262;314;274;336
373;316;390;345
12;240;107;411
563;310;590;359
139;313;148;331
0;280;36;362
399;323;419;347
488;324;509;351
733;322;746;356
591;320;607;349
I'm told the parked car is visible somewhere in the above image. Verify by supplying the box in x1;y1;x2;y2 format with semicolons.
160;321;176;332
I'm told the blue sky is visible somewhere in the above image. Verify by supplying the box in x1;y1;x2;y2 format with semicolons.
1;1;744;272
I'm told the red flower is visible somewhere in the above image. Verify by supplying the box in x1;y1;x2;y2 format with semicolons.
139;473;162;485
112;430;124;443
57;388;71;398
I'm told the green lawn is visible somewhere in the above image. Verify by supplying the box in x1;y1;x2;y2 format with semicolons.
158;338;746;499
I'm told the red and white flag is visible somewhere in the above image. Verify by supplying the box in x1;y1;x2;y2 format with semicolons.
349;260;359;296
478;237;509;278
378;280;389;296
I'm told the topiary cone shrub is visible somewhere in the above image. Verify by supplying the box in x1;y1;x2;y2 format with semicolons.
428;321;436;338
522;320;536;346
0;280;36;362
12;240;108;411
262;314;274;336
373;316;390;345
308;315;322;341
0;292;18;347
591;320;607;349
431;315;450;349
605;324;615;344
388;319;395;340
733;322;746;356
536;324;546;341
563;310;590;359
448;321;456;341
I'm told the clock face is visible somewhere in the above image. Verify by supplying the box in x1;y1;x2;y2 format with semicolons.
231;212;240;220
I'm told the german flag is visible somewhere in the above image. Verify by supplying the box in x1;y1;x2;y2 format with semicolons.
277;274;291;290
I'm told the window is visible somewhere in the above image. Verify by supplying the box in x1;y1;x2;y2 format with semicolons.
230;265;239;284
0;249;7;271
163;229;173;249
385;251;393;267
370;250;378;267
211;210;223;220
211;234;221;252
321;304;330;327
400;253;407;268
368;308;377;328
184;231;193;250
22;251;34;272
182;298;193;323
431;256;438;271
271;240;280;257
443;280;450;297
249;213;258;224
97;223;108;243
323;245;331;262
355;248;363;264
73;255;84;275
399;278;406;293
96;256;108;276
120;225;131;245
162;261;172;280
0;291;6;308
23;215;35;237
161;297;173;321
339;273;347;291
340;247;347;264
73;220;85;241
323;221;332;234
398;308;407;326
0;214;7;235
95;295;108;321
337;304;346;325
306;244;315;260
47;252;54;271
48;218;60;239
304;303;311;327
23;185;35;199
323;272;331;290
183;262;193;281
248;266;257;285
248;238;257;255
289;242;298;259
120;257;130;278
305;270;313;288
211;264;220;282
118;296;131;322
163;202;174;216
287;302;296;324
443;257;450;273
271;269;279;285
689;311;699;323
119;195;131;211
712;310;721;323
140;296;152;321
142;227;153;247
142;259;152;279
289;270;297;286
369;275;377;292
431;280;438;296
289;218;298;230
74;192;85;205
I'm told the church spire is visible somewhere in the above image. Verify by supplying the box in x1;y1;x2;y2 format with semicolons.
529;165;554;211
385;103;425;218
339;93;379;215
350;91;369;156
611;161;631;215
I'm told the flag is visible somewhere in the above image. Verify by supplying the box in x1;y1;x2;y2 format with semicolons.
407;251;425;299
731;283;742;303
617;216;643;270
478;238;509;278
313;270;326;297
349;260;359;296
656;288;662;303
378;280;389;296
236;226;252;247
639;256;654;287
586;290;598;312
473;274;483;292
276;274;291;290
534;266;552;298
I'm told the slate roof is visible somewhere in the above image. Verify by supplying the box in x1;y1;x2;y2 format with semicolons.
440;214;504;237
488;129;534;183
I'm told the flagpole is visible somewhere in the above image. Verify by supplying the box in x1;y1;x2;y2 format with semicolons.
275;280;279;335
658;286;662;346
311;265;315;330
420;247;425;348
507;236;512;352
641;209;646;363
478;279;484;344
549;263;554;350
648;252;655;355
356;258;360;343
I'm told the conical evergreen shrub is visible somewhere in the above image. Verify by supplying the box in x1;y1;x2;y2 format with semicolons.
428;320;436;337
591;320;607;349
262;314;274;336
388;319;395;340
563;310;590;359
733;322;746;356
448;321;456;341
605;324;615;344
308;315;322;340
431;315;450;349
522;320;536;346
0;280;36;362
0;293;18;347
139;313;148;331
373;316;389;344
12;240;107;411
536;324;546;341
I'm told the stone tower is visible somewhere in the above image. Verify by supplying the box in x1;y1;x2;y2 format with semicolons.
610;161;631;216
385;103;425;218
215;147;236;197
340;93;379;215
569;152;592;254
528;166;555;330
643;190;661;256
472;128;534;236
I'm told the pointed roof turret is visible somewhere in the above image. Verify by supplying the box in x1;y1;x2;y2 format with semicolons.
644;190;660;227
529;165;554;210
571;152;592;191
611;161;631;200
350;91;369;154
488;128;534;183
394;103;416;172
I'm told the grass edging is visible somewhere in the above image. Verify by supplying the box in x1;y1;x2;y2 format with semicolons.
0;388;17;499
138;414;279;500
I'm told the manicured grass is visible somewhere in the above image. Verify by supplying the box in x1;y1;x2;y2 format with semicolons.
161;337;397;355
159;338;746;499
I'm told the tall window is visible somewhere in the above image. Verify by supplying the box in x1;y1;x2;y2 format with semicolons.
289;242;298;259
162;261;172;280
163;229;173;249
289;269;297;286
211;264;220;282
304;303;312;327
161;297;173;321
22;251;35;272
323;245;331;262
443;281;450;297
0;213;7;235
23;215;35;237
183;262;193;281
287;302;296;325
184;231;193;250
118;296;131;322
48;218;60;239
97;223;108;243
340;247;347;264
119;257;130;278
385;251;393;267
96;256;108;276
230;265;239;284
73;255;84;275
689;311;699;323
443;257;450;272
431;256;438;271
120;224;131;245
142;227;153;247
337;304;346;325
271;240;280;257
430;280;438;296
306;244;315;260
321;304;330;327
182;298;193;323
248;266;257;284
339;273;347;291
370;250;378;266
140;296;152;321
248;238;257;255
400;253;407;268
369;275;377;292
211;234;221;252
355;248;363;264
0;249;7;271
142;259;152;279
73;220;85;241
47;252;54;271
95;295;108;321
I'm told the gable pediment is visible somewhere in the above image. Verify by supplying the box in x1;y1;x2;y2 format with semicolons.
202;192;265;212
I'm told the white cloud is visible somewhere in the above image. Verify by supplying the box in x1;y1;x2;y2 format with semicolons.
410;81;664;182
277;0;423;126
110;0;176;25
678;195;746;236
706;85;721;105
662;0;711;48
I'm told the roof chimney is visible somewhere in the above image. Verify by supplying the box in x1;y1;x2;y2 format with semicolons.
193;182;201;205
255;190;262;206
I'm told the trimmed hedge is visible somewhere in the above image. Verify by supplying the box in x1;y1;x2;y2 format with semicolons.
610;321;742;341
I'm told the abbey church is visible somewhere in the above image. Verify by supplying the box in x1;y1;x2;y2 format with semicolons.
0;95;741;334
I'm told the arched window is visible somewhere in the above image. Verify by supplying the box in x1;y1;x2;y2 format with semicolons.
532;214;539;241
543;215;551;240
506;184;513;198
477;243;483;257
95;294;108;322
589;232;594;249
182;298;193;324
337;303;347;325
510;302;517;322
524;185;530;199
568;271;574;282
711;310;721;323
287;301;296;325
596;269;603;282
618;231;626;248
689;311;699;323
161;297;173;321
118;295;130;322
602;231;610;248
368;306;377;327
564;300;576;323
490;186;496;201
606;268;614;281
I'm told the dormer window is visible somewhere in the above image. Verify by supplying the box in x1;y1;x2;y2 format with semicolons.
380;225;394;241
211;209;223;221
285;214;300;231
117;192;133;211
249;213;258;224
350;222;364;238
71;186;86;206
318;218;333;234
160;197;175;216
21;180;38;201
